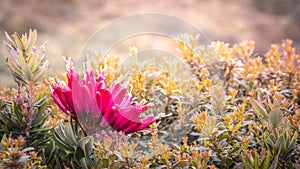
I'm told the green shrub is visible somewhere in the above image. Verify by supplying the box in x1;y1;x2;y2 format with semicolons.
0;30;299;168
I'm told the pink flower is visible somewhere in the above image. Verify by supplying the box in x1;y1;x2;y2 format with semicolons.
50;59;156;134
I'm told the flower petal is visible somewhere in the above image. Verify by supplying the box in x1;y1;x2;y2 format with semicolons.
123;115;156;134
96;89;115;124
51;90;68;114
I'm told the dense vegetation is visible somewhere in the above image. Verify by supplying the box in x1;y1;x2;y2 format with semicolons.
0;30;299;168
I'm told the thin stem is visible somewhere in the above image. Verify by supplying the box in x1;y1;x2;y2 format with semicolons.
273;127;279;140
73;117;87;136
25;81;35;132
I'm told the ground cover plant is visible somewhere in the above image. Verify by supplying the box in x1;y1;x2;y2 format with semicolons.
0;29;299;168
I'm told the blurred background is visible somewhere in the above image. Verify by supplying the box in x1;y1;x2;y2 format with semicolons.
0;0;299;86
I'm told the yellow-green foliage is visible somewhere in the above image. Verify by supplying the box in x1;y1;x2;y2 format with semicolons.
0;30;299;168
0;135;45;168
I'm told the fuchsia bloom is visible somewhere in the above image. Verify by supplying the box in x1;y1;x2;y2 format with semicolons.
51;59;156;134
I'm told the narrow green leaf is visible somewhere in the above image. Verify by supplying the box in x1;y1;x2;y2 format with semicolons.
6;60;22;75
172;160;188;168
261;150;271;169
33;61;48;84
26;29;37;51
253;151;259;169
250;98;268;120
24;64;33;81
229;147;240;155
13;32;23;49
275;135;285;153
4;31;16;48
65;123;77;144
285;132;297;155
28;53;39;72
80;158;89;169
102;158;109;168
52;126;74;151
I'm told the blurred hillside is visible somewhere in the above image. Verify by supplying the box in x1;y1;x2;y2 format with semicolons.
0;0;299;86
